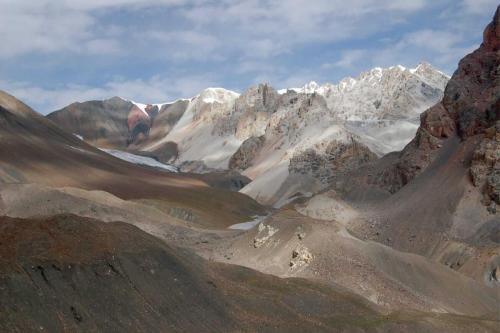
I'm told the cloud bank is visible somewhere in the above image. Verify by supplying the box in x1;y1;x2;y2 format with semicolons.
0;0;497;113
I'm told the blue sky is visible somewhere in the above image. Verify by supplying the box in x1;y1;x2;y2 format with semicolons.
0;0;497;114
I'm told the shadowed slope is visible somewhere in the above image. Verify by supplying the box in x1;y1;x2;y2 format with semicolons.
0;90;265;227
212;209;499;318
47;97;133;149
1;215;497;333
300;6;500;286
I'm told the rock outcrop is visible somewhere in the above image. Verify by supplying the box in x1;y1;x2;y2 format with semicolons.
127;105;152;144
229;136;265;170
47;97;190;158
443;6;499;138
233;84;280;140
289;245;313;269
471;121;500;210
253;223;278;248
289;138;377;187
47;97;134;149
367;7;499;195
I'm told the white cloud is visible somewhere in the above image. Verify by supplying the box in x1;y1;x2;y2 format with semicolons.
330;28;478;76
0;0;431;59
180;0;431;59
326;49;367;69
86;39;122;55
0;0;496;114
400;30;463;52
461;0;498;15
273;73;320;90
144;30;223;61
0;0;200;58
0;3;93;57
0;74;218;114
235;61;280;75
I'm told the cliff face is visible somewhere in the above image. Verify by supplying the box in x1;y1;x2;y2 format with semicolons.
326;7;500;268
48;98;189;149
289;139;377;186
126;104;152;144
445;6;499;209
47;97;134;149
443;6;499;138
470;124;500;210
369;6;499;197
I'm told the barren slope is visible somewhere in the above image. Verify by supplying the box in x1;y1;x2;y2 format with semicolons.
0;90;265;228
1;215;497;333
298;5;500;287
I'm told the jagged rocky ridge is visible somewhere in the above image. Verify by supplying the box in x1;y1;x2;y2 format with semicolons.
47;63;448;206
316;6;500;286
354;7;499;203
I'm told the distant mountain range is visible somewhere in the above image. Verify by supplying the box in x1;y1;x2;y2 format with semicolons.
47;62;448;206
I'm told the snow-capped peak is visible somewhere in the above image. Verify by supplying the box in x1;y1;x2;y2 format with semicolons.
278;63;448;98
121;98;168;116
129;100;151;116
120;97;190;115
410;62;449;77
198;87;240;104
300;81;320;94
409;62;450;88
279;81;327;95
389;65;407;71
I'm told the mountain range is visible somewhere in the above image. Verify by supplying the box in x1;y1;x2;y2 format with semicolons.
0;5;498;333
47;62;449;206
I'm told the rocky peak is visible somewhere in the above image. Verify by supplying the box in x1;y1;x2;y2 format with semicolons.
412;62;437;74
483;5;500;51
322;64;447;121
235;83;279;114
298;81;321;94
369;6;499;200
198;87;239;105
442;5;499;138
411;62;450;88
189;88;239;124
230;84;280;140
106;96;129;104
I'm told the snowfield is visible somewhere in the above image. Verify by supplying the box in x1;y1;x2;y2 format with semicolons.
101;149;179;172
228;215;268;230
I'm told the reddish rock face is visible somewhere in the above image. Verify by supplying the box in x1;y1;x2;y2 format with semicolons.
442;6;499;138
416;6;499;141
127;105;150;131
127;105;151;144
420;103;456;138
367;6;499;195
144;104;159;118
483;6;500;51
470;122;500;207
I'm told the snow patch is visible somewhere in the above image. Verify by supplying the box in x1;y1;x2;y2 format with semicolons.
100;148;179;172
200;87;240;104
228;215;268;230
129;101;150;116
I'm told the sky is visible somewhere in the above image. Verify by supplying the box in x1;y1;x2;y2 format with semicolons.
0;0;497;114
